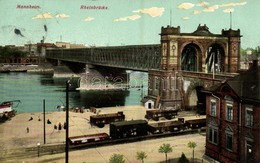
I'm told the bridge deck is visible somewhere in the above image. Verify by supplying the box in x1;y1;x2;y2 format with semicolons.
46;44;161;71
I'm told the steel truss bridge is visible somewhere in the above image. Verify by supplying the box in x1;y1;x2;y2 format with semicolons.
46;44;161;71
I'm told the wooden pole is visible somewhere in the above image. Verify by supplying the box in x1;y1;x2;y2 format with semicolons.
65;80;70;163
43;99;46;144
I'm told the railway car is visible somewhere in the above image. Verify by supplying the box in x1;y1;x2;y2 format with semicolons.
110;120;148;139
145;109;178;121
148;120;184;134
90;111;125;128
69;133;109;145
184;118;206;129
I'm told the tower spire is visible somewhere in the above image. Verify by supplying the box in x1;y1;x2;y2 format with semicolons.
170;9;172;26
230;11;232;29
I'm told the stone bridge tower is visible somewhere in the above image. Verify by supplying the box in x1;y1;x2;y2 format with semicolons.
147;24;241;110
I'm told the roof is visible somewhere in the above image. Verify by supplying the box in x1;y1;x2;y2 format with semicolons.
192;24;213;36
206;60;260;102
141;97;153;103
227;61;260;101
90;112;124;118
110;120;147;127
69;133;108;140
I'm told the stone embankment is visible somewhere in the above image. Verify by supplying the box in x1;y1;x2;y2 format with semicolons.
0;64;54;73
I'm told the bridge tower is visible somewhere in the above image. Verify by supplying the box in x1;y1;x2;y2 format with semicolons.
147;24;241;111
147;26;182;109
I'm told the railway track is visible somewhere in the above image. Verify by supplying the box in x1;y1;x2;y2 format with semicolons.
0;129;205;161
0;144;65;162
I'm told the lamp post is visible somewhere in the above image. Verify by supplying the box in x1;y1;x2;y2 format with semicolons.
37;142;40;157
65;80;70;163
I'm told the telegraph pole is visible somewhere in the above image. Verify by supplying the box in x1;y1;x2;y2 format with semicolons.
65;80;70;163
43;99;46;144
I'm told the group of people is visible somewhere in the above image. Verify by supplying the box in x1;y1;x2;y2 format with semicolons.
26;115;52;133
54;122;67;130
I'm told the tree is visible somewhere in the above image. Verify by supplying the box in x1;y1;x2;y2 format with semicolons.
178;152;189;163
158;143;173;163
187;141;197;163
109;153;125;163
136;151;147;163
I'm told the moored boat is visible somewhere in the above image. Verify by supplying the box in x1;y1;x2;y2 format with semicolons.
0;102;13;114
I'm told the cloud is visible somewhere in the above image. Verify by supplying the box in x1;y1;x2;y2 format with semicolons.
114;14;141;22
32;13;70;19
203;5;219;12
84;17;94;21
219;2;247;7
196;1;209;7
32;13;53;19
133;7;165;17
182;17;190;20
55;13;70;18
177;3;195;10
187;1;246;15
223;8;234;13
193;10;202;15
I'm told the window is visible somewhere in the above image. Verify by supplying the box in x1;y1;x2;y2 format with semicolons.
226;133;233;151
155;77;159;90
208;127;218;144
210;98;216;116
226;103;233;121
245;107;253;127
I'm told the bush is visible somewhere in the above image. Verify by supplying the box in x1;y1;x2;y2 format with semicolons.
178;153;189;163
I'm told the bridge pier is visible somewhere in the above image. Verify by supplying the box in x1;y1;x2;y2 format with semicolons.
78;65;128;90
147;69;182;109
52;61;86;78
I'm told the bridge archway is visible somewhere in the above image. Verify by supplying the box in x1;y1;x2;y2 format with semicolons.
186;83;206;114
205;43;225;73
181;43;202;72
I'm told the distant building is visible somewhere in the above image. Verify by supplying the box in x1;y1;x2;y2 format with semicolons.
55;42;71;48
55;42;86;49
70;43;86;49
36;43;56;57
24;44;38;56
204;60;260;163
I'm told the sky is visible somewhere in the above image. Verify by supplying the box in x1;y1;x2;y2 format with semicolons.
0;0;259;49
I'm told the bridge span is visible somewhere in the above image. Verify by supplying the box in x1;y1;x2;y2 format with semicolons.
45;24;242;113
46;44;161;71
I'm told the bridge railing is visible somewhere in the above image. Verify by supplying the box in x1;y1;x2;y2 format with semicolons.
180;70;238;81
46;44;161;71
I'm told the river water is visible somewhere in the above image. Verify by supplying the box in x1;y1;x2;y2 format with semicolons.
0;72;148;113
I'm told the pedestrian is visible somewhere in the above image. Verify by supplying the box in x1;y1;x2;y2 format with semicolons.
27;127;29;133
58;122;62;130
63;122;67;129
47;119;51;124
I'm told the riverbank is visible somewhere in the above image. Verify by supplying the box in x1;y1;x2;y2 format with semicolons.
0;64;53;73
0;105;208;162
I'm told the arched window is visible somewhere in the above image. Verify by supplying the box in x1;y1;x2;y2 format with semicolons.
181;43;201;71
206;44;225;72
